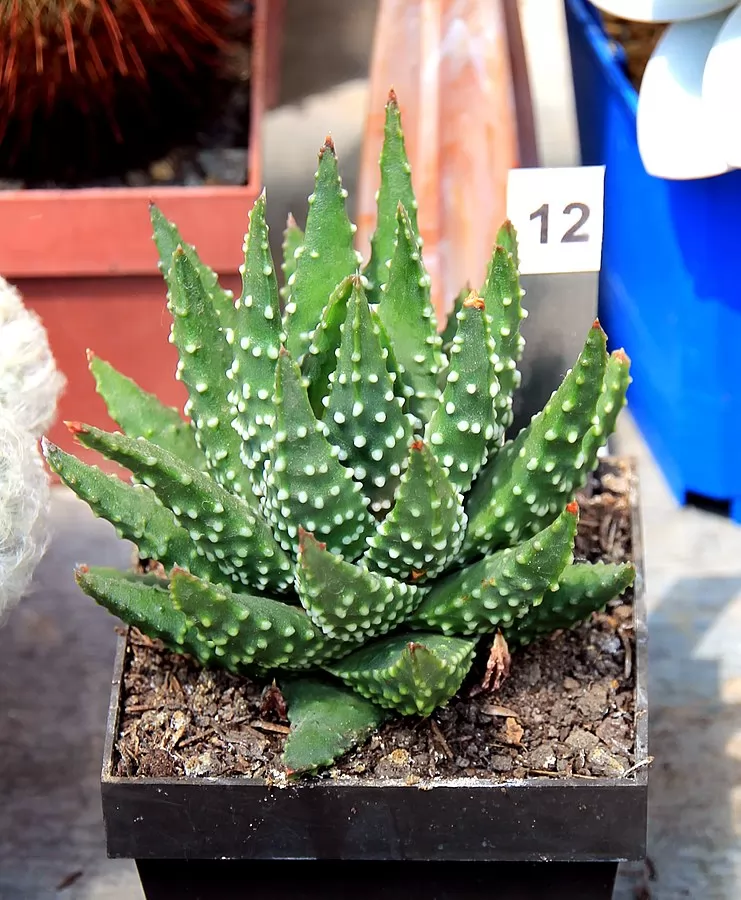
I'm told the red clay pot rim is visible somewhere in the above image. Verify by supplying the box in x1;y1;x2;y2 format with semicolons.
0;0;269;280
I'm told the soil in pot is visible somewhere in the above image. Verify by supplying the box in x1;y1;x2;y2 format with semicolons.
601;13;665;89
112;458;639;784
0;1;254;189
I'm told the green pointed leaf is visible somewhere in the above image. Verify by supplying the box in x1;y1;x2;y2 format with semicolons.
496;219;520;270
440;285;469;349
372;309;417;410
228;193;284;497
510;561;636;646
282;677;389;774
75;565;200;657
149;203;236;331
464;320;608;555
582;349;632;473
43;439;226;585
283;138;360;362
363;89;421;303
280;212;304;302
364;441;466;582
301;293;414;428
481;243;526;433
425;294;501;494
378;204;444;422
301;275;354;418
326;632;477;717
87;353;205;471
409;503;578;636
70;423;294;594
262;351;374;559
296;529;420;645
169;248;248;500
85;566;172;588
169;569;337;671
323;278;413;512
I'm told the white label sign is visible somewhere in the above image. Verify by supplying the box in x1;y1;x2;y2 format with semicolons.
506;166;605;275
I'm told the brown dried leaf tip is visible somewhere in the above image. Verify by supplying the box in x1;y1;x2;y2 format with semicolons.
463;291;485;311
481;630;511;693
613;348;630;364
260;680;288;721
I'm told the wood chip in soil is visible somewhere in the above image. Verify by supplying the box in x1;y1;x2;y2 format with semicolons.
113;458;639;784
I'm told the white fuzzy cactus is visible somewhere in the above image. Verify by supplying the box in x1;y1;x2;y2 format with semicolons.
0;275;64;438
0;275;63;619
0;410;51;617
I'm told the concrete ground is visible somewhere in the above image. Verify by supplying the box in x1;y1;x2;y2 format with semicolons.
2;1;741;897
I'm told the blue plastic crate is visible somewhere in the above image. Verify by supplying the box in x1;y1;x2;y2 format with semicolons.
565;0;741;521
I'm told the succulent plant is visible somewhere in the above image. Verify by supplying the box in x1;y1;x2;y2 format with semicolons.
42;91;636;774
0;0;231;180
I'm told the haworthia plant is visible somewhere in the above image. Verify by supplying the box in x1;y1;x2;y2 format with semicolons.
43;90;635;777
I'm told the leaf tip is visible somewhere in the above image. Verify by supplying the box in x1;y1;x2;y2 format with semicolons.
566;500;579;516
40;435;55;457
65;420;86;436
320;134;336;156
463;292;485;311
387;86;398;106
613;348;630;365
298;527;325;552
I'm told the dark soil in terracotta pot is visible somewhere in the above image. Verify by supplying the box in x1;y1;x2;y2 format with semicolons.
112;458;639;784
601;13;665;90
0;3;253;189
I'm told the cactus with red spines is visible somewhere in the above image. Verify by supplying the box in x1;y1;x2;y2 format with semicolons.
0;0;233;180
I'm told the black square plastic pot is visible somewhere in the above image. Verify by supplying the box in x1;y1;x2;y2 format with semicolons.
100;458;649;900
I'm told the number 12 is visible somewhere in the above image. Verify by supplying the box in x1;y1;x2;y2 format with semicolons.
530;202;590;244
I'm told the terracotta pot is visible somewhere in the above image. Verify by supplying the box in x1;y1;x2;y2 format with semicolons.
355;0;537;323
0;0;273;476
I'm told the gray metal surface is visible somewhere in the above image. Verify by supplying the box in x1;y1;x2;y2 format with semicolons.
511;271;599;434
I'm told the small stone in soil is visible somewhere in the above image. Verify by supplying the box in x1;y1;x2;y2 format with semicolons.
490;755;514;773
565;728;600;753
529;743;557;771
596;717;633;755
577;683;609;720
587;745;629;777
502;717;524;746
198;148;248;184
